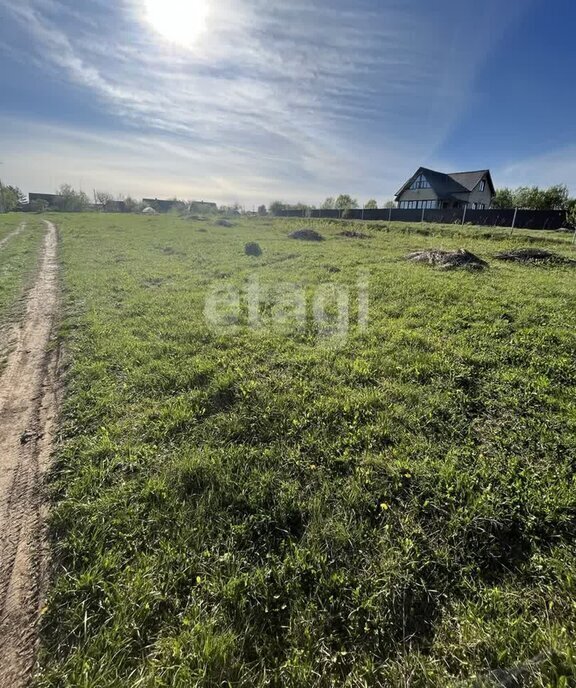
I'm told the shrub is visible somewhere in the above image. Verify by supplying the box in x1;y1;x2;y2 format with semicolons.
245;242;262;257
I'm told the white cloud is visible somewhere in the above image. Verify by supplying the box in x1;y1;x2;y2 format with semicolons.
0;117;421;207
0;0;529;204
496;147;576;193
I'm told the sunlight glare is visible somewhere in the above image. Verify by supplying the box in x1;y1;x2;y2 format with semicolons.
144;0;210;48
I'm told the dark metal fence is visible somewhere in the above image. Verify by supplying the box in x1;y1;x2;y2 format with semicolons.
278;207;568;230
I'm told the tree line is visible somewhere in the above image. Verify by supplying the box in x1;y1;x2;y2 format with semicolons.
491;184;574;211
268;184;576;217
1;178;575;220
268;195;396;216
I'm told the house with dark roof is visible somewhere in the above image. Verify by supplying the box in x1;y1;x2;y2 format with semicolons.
142;198;182;213
395;168;495;210
29;192;62;207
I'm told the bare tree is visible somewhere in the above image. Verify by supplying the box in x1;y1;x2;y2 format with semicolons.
94;190;115;208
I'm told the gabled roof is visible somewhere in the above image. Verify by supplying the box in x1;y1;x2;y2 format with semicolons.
395;167;495;199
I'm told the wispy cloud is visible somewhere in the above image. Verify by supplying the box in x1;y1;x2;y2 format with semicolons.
0;0;528;203
496;146;576;192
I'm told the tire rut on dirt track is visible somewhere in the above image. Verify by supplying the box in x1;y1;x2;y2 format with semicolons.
0;222;25;251
0;220;60;687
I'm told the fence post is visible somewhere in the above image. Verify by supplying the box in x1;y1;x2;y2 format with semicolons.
421;207;425;223
362;205;365;221
388;206;392;222
462;204;467;226
510;208;518;236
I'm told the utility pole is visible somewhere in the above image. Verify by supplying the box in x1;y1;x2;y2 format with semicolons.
510;208;518;236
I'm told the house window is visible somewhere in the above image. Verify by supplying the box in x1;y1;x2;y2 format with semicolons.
472;203;478;210
478;203;485;210
400;199;438;209
410;174;431;190
479;180;486;192
411;200;438;209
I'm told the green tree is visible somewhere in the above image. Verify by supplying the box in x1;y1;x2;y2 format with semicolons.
567;201;576;227
257;205;267;216
0;182;24;212
492;188;514;209
269;201;286;216
335;194;358;211
365;199;378;209
542;184;570;210
513;186;546;210
321;197;336;210
494;185;572;210
384;200;396;209
55;184;91;212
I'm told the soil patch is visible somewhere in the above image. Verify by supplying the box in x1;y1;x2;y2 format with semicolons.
406;248;489;271
494;248;576;265
289;228;324;242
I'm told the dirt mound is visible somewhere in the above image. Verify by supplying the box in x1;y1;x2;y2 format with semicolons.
339;230;370;239
215;219;234;227
407;248;488;271
245;242;262;257
289;228;324;242
494;248;576;265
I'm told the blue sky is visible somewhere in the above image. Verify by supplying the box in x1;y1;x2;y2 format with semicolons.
0;0;575;206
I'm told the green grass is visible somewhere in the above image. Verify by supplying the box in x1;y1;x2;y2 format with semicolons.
39;214;576;687
0;214;46;335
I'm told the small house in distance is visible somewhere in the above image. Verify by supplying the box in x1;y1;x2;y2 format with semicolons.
395;168;495;210
142;199;218;213
29;192;62;208
190;201;217;212
142;198;182;213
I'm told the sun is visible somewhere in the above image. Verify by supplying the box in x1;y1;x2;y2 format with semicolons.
144;0;210;47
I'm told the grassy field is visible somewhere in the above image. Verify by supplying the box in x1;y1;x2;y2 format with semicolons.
0;215;46;339
39;213;576;687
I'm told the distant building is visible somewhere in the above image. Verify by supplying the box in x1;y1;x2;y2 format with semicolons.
142;198;218;213
102;200;127;213
395;168;495;210
142;198;182;213
189;201;218;212
29;192;62;207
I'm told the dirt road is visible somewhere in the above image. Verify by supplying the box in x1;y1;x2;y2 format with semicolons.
0;222;25;251
0;221;59;686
